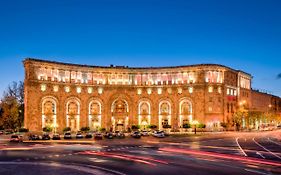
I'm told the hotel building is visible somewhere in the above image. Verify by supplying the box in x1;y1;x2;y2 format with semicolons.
23;58;280;132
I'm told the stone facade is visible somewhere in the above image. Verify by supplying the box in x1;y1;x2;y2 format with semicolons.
24;58;265;132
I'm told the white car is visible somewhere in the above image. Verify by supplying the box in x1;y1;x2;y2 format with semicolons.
141;131;149;136
153;131;165;138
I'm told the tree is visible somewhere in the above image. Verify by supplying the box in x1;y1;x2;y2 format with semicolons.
232;111;247;131
0;96;19;129
0;81;24;129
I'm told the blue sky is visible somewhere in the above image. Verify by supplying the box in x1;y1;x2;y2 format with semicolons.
0;0;280;96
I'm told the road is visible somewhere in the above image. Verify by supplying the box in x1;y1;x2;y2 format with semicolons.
1;131;281;175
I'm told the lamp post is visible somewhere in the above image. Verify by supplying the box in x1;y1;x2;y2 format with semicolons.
191;120;199;134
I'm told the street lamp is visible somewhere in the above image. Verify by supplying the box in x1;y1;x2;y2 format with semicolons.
191;120;199;134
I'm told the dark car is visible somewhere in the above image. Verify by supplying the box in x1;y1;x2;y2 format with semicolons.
94;133;103;140
131;131;141;138
104;132;114;139
64;132;72;139
0;130;4;135
76;132;84;139
29;134;40;140
10;135;23;142
42;133;51;140
52;134;61;140
85;132;93;138
5;129;14;135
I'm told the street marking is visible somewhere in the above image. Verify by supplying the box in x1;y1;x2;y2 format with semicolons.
256;152;265;159
244;168;270;175
253;138;281;160
236;137;248;156
268;138;281;146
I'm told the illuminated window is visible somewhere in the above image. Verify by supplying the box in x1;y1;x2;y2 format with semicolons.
157;88;162;95
76;87;82;94
234;90;237;96
205;71;223;83
87;87;93;94
137;88;142;95
208;107;213;112
147;88;152;95
178;88;182;94
65;86;70;93
218;87;222;94
227;88;230;95
53;85;59;92
41;84;47;92
188;87;193;94
208;86;213;93
167;88;172;94
98;87;103;94
230;89;233;96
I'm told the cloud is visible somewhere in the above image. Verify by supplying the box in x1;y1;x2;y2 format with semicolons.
277;73;281;79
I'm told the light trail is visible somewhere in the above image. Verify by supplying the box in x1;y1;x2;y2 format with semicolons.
252;138;281;160
81;151;169;165
80;151;158;166
0;162;126;175
236;137;248;156
159;147;281;167
268;138;281;146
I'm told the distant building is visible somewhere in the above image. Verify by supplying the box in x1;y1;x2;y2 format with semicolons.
23;58;281;132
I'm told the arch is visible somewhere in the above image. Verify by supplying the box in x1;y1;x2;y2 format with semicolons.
88;98;103;131
179;97;193;128
65;97;81;132
179;97;193;115
159;100;172;115
138;99;152;128
111;98;129;113
110;98;129;132
41;96;58;132
158;99;172;130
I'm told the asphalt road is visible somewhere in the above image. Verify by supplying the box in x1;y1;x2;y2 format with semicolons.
1;131;281;175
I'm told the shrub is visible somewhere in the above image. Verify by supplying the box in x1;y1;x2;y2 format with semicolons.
80;127;90;132
43;126;53;132
220;122;227;128
147;124;157;129
63;127;71;132
99;128;106;132
183;123;191;128
19;128;29;132
162;125;172;129
197;124;206;128
131;125;140;130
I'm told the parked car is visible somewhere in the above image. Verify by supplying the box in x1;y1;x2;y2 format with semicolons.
277;125;281;129
141;130;149;136
104;132;114;139
52;134;61;140
85;132;93;138
10;135;23;143
5;129;14;135
42;133;51;140
64;132;72;139
76;131;84;139
153;131;165;138
29;134;41;140
94;133;103;140
131;131;141;138
0;130;4;135
115;131;125;138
